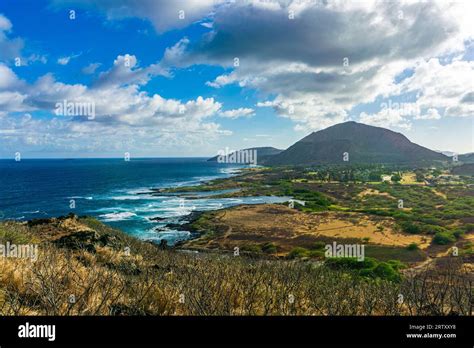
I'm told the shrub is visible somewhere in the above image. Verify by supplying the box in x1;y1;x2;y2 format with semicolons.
358;261;403;282
241;244;262;253
415;172;425;182
452;229;465;239
0;224;35;244
261;242;277;254
399;221;421;234
288;247;308;259
307;250;325;258
433;232;456;245
368;173;382;181
387;259;406;270
311;241;326;250
391;174;402;182
326;257;403;282
325;257;377;270
421;225;447;235
372;262;401;282
406;243;419;251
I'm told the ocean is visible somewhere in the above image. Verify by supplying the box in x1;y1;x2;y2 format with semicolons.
0;158;288;244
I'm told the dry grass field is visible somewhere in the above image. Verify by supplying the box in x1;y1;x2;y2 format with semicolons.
184;204;432;256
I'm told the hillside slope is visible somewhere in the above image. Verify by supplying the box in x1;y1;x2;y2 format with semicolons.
459;153;474;163
0;214;470;315
452;163;474;176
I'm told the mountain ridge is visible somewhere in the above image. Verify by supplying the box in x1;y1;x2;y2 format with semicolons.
208;122;449;166
264;121;448;165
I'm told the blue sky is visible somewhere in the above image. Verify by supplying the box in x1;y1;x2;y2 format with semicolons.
0;0;473;158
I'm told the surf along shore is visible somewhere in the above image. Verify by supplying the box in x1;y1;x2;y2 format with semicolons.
154;165;474;271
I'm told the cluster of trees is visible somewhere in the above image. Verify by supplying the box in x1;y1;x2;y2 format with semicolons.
325;257;406;283
398;220;473;246
296;165;412;183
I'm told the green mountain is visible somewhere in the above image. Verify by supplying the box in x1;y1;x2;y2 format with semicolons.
263;121;448;166
459;153;474;163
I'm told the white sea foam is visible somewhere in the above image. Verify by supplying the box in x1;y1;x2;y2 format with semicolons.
144;229;191;245
219;167;242;175
99;212;137;222
192;175;219;182
112;194;157;200
126;188;154;194
91;207;127;213
68;196;93;200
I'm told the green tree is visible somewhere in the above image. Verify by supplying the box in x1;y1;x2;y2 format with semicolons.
391;173;402;182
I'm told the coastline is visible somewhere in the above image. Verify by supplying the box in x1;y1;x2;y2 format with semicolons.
1;209;471;316
153;165;473;270
1;163;472;316
0;159;257;244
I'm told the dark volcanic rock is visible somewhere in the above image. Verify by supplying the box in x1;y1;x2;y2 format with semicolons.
149;216;167;221
53;230;117;253
53;230;99;253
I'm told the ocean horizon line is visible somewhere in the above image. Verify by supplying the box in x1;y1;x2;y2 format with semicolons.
0;156;214;160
